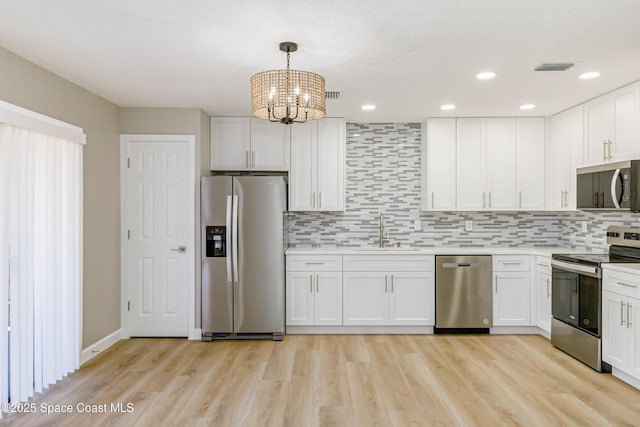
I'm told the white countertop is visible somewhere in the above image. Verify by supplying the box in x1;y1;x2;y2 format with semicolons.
602;263;640;274
285;246;592;257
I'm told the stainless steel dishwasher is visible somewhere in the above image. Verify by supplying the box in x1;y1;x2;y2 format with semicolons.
435;255;492;332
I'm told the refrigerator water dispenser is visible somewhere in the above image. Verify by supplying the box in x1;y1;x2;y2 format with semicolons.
206;226;226;257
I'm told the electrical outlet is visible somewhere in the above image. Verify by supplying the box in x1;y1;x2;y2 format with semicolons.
465;220;473;231
414;219;422;231
581;221;588;233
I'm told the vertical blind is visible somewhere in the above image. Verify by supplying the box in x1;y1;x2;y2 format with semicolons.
0;104;84;412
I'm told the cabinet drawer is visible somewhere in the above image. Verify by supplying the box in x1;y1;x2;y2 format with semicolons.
603;269;640;299
286;255;342;272
343;255;434;272
493;255;530;272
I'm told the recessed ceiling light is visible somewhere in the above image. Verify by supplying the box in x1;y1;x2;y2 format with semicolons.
476;71;496;80
579;71;600;80
440;104;456;111
520;104;536;110
361;104;376;111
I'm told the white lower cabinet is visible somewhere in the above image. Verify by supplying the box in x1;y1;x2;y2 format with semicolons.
602;266;640;384
286;255;342;326
492;256;531;326
535;256;552;333
342;255;435;326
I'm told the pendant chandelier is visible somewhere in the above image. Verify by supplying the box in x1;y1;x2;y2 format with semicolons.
250;42;326;125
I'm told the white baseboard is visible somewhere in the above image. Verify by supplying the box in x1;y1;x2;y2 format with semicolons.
80;328;124;366
490;326;541;335
286;326;434;334
612;367;640;390
190;328;202;340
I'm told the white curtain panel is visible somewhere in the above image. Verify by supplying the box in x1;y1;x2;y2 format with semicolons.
0;123;82;408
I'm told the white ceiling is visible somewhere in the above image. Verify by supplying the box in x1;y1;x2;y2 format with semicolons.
1;0;639;123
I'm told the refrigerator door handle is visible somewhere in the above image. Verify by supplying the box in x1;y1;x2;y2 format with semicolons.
226;195;232;283
232;195;239;280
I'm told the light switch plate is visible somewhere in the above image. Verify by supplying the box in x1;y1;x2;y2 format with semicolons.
465;220;473;231
581;221;588;233
414;219;422;231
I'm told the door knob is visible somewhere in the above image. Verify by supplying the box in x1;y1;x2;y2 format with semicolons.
170;245;187;253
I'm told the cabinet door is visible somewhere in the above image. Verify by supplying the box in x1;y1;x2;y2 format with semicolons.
584;96;612;165
250;118;290;171
612;83;640;162
493;272;531;326
424;118;456;210
210;117;251;170
547;106;582;210
630;301;640;379
286;272;315;325
486;118;517;210
537;270;552;332
317;118;345;211
388;272;434;326
343;272;388;325
516;118;546;210
457;119;486;210
602;291;628;369
315;272;342;325
289;121;317;211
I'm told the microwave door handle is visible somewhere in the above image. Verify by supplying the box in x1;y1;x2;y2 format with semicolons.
611;168;621;209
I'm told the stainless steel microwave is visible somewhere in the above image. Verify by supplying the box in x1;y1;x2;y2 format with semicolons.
577;160;640;211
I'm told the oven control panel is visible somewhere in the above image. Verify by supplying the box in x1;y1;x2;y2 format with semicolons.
607;226;640;247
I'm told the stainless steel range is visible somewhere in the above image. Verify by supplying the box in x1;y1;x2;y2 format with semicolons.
551;226;640;371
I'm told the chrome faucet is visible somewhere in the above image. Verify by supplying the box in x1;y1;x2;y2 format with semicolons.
379;214;390;248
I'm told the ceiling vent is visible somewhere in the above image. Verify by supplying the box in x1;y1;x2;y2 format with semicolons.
535;63;575;71
325;91;341;100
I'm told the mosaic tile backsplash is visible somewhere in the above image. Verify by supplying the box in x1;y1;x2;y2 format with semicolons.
287;122;570;248
561;211;640;250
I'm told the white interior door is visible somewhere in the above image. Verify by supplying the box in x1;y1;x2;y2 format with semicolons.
123;135;195;337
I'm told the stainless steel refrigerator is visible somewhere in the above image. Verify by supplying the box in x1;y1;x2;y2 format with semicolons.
201;175;286;341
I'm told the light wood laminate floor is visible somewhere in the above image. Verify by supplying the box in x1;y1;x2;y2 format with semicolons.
2;335;640;426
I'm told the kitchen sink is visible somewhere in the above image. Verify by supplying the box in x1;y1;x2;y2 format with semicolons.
353;247;421;252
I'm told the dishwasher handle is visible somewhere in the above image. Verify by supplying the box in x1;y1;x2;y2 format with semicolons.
441;262;486;268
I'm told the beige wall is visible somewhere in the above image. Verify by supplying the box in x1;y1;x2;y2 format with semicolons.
120;107;210;330
0;46;121;348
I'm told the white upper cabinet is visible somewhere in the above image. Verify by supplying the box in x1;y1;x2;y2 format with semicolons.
422;118;456;211
485;118;517;210
457;118;486;210
210;117;290;171
584;82;640;165
289;118;345;212
548;105;583;210
457;118;520;211
516;118;546;210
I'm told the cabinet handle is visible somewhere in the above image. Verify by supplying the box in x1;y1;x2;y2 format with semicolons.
316;274;319;293
621;300;626;326
560;191;564;208
607;139;613;160
603;140;607;161
546;278;550;298
431;192;435;208
489;192;492;208
628;302;632;328
312;192;316;209
319;192;322;210
385;275;388;293
495;275;498;293
391;275;394;293
251;150;255;168
305;262;324;265
309;274;313;293
245;150;249;168
617;281;638;288
482;192;486;209
518;191;522;209
502;262;522;266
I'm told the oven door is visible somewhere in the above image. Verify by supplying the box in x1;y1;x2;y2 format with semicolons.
551;260;601;337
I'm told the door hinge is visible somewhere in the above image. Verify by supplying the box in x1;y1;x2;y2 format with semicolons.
128;230;131;240
128;301;131;311
127;158;130;168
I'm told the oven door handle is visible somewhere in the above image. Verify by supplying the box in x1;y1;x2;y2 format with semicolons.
551;259;601;278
